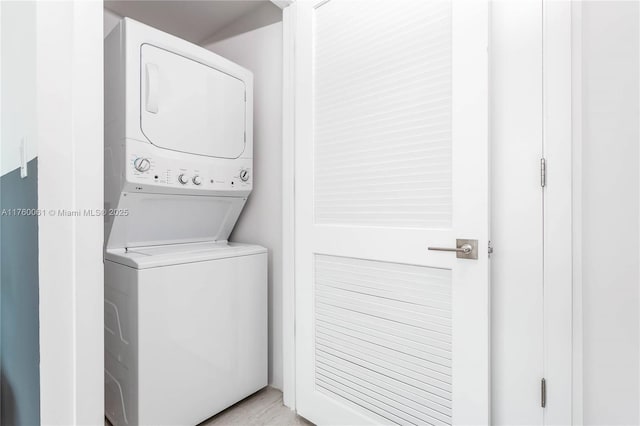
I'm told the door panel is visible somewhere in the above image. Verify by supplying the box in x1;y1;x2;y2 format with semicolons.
315;255;453;425
313;0;452;229
294;0;489;424
140;44;246;159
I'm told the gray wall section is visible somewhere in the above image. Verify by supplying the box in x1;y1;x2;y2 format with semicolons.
1;158;40;426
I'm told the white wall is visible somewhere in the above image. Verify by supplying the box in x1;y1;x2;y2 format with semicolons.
1;2;40;425
578;2;640;424
104;7;121;38
205;19;284;390
1;1;37;175
201;2;281;45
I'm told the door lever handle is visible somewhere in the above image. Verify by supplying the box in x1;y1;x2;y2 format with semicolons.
428;239;478;259
429;244;473;254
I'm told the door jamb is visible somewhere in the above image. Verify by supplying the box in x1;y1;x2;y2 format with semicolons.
281;0;296;410
569;1;584;424
37;1;104;424
542;0;575;423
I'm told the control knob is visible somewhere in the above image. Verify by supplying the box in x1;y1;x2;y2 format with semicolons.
239;169;250;182
133;157;151;172
192;175;202;186
178;174;189;185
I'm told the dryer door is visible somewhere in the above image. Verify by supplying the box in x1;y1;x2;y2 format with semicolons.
140;44;246;159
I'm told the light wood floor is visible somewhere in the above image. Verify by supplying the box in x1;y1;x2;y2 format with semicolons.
105;387;312;426
201;387;312;426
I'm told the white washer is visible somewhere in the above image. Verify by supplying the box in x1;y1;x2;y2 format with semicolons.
104;242;267;426
104;19;266;425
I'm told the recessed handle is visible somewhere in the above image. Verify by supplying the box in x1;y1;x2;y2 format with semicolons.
428;239;478;259
145;63;159;114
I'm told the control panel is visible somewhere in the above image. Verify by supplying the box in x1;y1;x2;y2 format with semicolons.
125;139;252;194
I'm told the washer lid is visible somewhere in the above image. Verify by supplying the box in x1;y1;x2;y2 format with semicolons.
140;44;247;159
105;242;266;269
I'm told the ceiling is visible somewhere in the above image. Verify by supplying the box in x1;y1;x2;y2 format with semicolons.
105;1;274;44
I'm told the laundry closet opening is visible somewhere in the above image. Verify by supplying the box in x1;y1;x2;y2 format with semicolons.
102;2;284;424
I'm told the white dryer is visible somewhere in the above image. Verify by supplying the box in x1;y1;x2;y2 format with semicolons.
104;18;266;426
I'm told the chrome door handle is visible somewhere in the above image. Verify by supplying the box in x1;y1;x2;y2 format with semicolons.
428;239;478;259
429;244;473;254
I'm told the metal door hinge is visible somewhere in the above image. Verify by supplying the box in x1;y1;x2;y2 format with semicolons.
488;241;493;257
541;378;546;408
540;158;547;188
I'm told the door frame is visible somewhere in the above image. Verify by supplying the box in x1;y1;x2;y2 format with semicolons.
281;0;576;420
280;0;297;410
37;1;104;424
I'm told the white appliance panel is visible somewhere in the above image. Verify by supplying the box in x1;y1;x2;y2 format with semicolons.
104;246;268;426
104;241;266;269
105;192;246;249
125;139;252;196
140;44;247;159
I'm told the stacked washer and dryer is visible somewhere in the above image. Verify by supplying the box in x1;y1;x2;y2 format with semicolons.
104;18;267;426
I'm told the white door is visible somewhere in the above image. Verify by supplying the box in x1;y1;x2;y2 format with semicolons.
293;1;489;425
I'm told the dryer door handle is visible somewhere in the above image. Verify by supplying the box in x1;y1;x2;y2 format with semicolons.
145;63;159;114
